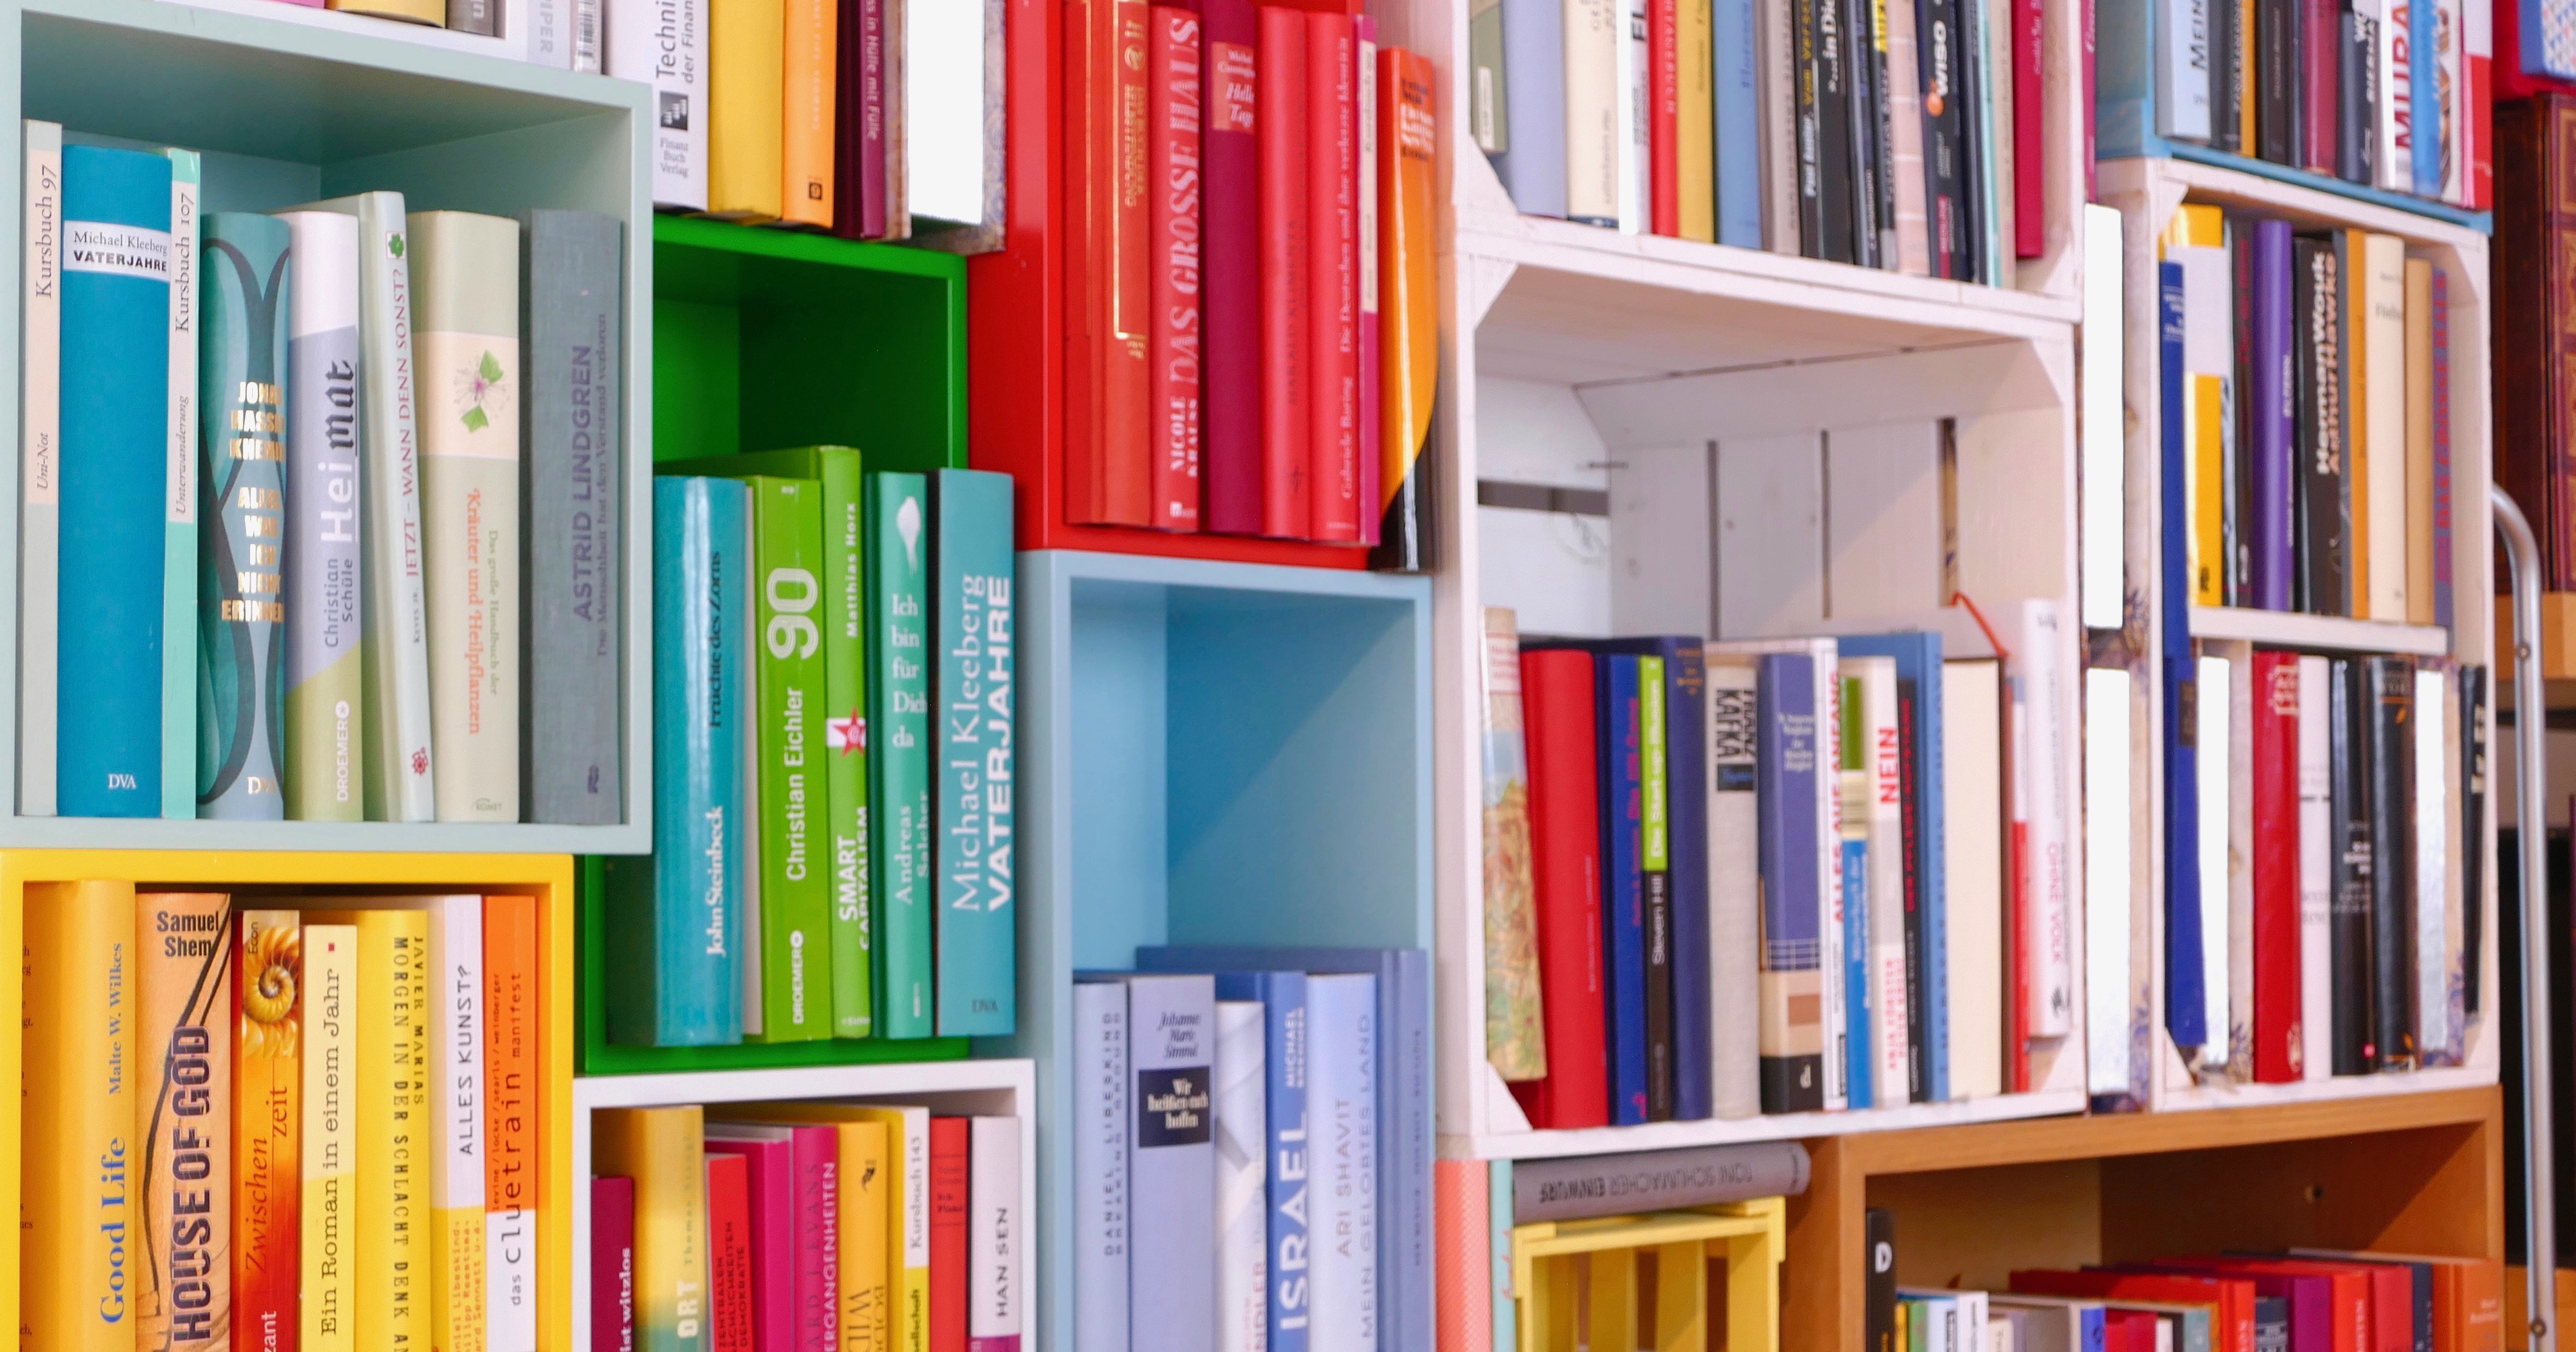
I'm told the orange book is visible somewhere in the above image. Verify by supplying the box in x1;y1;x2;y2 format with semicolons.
140;892;235;1352
1066;0;1156;525
780;0;838;227
484;894;541;1352
234;910;302;1352
1374;44;1437;565
1433;1160;1492;1352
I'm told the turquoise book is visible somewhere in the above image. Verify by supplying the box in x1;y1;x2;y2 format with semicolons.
868;471;931;1038
161;148;199;819
930;468;1014;1036
59;145;173;817
743;475;830;1043
195;211;290;819
605;477;746;1046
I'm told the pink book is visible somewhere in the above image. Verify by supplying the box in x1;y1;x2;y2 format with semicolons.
797;1126;840;1352
2014;0;2043;255
591;1176;636;1352
1201;0;1263;533
1305;8;1361;543
860;0;888;237
706;1128;802;1352
1356;15;1382;546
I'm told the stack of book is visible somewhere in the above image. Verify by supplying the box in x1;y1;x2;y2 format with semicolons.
20;126;627;826
1471;0;2039;280
23;884;543;1352
1075;946;1433;1352
606;464;1017;1047
591;1103;1022;1352
1480;604;2073;1128
2156;202;2460;626
1060;0;1440;557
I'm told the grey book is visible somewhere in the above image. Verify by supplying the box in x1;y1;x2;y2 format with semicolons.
276;210;366;822
1491;0;1565;216
1115;973;1215;1352
448;0;498;35
518;209;625;824
1469;0;1509;154
1510;1140;1811;1224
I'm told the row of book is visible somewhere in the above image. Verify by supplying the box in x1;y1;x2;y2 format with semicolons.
1864;1234;2507;1351
21;128;626;825
1478;604;2075;1128
2165;648;2488;1081
1060;0;1439;561
25;884;541;1352
606;464;1013;1047
589;1104;1021;1352
1073;947;1432;1352
1471;0;2037;281
2115;0;2496;209
2493;94;2576;590
2158;201;2460;626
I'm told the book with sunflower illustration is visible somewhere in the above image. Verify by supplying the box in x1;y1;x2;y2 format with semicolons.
234;909;301;1352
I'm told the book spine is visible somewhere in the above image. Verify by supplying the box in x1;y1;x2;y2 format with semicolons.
1309;10;1362;544
859;0;887;237
1836;674;1875;1110
1372;48;1438;573
1152;8;1206;533
807;451;869;1038
529;0;573;65
520;209;625;826
234;909;301;1352
745;478;832;1043
448;0;494;34
1215;1001;1268;1352
1639;653;1676;1119
1479;612;1547;1081
2407;259;2436;626
19;120;56;817
1247;973;1310;1352
138;892;234;1352
1258;7;1311;538
1706;657;1764;1118
1885;0;1930;275
879;0;905;240
2162;263;2211;1057
411;211;521;823
2295;655;2334;1080
2328;658;2375;1073
1471;0;1510;154
1940;658;2004;1099
608;0;709;208
2413;665;2452;1061
591;1177;635;1352
23;882;138;1352
2250;219;2295;611
593;1107;709;1352
2466;0;2491;206
2342;230;2370;612
58;146;173;817
1520;650;1610;1129
1571;0;1624;225
2009;0;2038;253
1815;647;1849;1111
1653;0;1681;235
2431;268;2452;630
1900;678;1936;1099
2365;656;2417;1068
791;1126;837;1352
424;898;491;1352
352;908;429;1352
1356;19;1382;548
1066;0;1154;526
929;1119;969;1352
1306;973;1379;1352
279;210;365;823
966;1118;1023;1352
2342;3;2377;182
1602;654;1652;1124
1130;976;1218;1352
1493;0;1566;215
1716;0;1762;245
867;472;933;1038
1679;0;1714;242
2364;236;2408;621
1661;643;1713;1119
1812;0;1854;260
2249;653;2304;1081
930;469;1016;1035
2306;0;2341;171
1510;1141;1811;1222
301;924;356;1352
1754;652;1826;1111
2296;237;2349;616
2015;603;2073;1040
2258;0;2294;160
1071;982;1131;1352
838;1122;892;1352
1203;0;1263;532
485;894;541;1352
705;1155;753;1352
782;0;836;227
196;211;290;820
347;193;436;823
1918;0;1968;276
1843;0;1881;269
164;150;200;819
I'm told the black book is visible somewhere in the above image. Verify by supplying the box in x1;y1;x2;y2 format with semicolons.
1795;0;1832;258
2212;0;2243;154
1897;678;1928;1099
2364;654;2417;1070
2226;212;2258;606
1867;0;1898;265
1916;0;1969;277
2464;664;2488;1014
2258;0;2298;162
1643;863;1676;1121
1866;1208;1898;1352
2253;1296;2290;1352
2336;5;2375;184
1952;0;1987;281
2329;657;2377;1075
2293;235;2350;617
1814;0;1856;262
1844;0;1881;267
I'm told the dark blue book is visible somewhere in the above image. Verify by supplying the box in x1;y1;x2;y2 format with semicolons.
1837;633;1947;1101
1596;638;1712;1119
2161;259;2209;1052
2249;218;2296;612
1755;652;1825;1112
1598;653;1651;1125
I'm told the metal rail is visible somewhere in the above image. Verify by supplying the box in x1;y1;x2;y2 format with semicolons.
2498;484;2555;1352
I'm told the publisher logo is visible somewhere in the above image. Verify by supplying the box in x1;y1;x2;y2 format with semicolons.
658;91;692;132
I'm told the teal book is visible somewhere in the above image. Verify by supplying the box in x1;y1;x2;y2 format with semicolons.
666;447;870;1037
161;148;199;819
606;476;747;1046
743;476;830;1043
930;468;1014;1037
59;145;172;817
868;471;932;1038
194;211;289;819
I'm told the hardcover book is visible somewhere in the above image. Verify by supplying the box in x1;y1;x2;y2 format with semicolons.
1374;46;1438;571
1752;650;1826;1111
743;477;833;1043
1514;650;1608;1129
2298;655;2335;1082
593;1107;711;1352
485;894;542;1352
2329;658;2377;1074
1599;636;1713;1119
2252;651;2306;1082
1064;0;1155;527
2364;655;2418;1069
1705;651;1764;1118
1071;980;1131;1352
928;1118;968;1352
299;924;355;1352
1118;974;1218;1352
1202;0;1264;532
25;881;139;1352
20;120;59;817
276;209;366;823
705;1153;754;1352
1309;9;1363;544
869;471;934;1038
1152;6;1205;533
138;892;234;1352
304;907;429;1352
1510;1141;1810;1223
1479;609;1546;1082
197;210;289;821
1597;652;1652;1124
966;1117;1023;1352
1217;971;1313;1352
708;0;786;221
931;469;1016;1035
1307;971;1381;1352
836;1121;892;1352
234;909;300;1352
163;150;200;821
1215;1000;1269;1352
1259;5;1313;537
591;1177;636;1352
607;0;710;209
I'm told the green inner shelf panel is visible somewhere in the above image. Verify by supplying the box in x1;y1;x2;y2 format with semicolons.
653;214;966;474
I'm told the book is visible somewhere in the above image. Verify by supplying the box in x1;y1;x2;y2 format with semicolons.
1841;632;1949;1100
2329;658;2375;1074
868;471;933;1038
1211;971;1312;1352
1884;0;1931;274
485;894;541;1352
593;1107;710;1352
2013;600;2072;1044
1750;647;1826;1111
1151;6;1205;533
1679;0;1717;243
1373;46;1438;573
1597;651;1652;1123
25;879;139;1352
233;908;300;1352
705;1153;754;1352
2297;654;2334;1082
1835;671;1875;1110
1257;5;1311;537
743;477;832;1044
2160;260;2211;1063
928;1118;968;1352
518;209;625;826
1639;651;1675;1120
2406;261;2436;630
1469;0;1507;156
19;119;58;817
1308;971;1380;1352
137;892;233;1351
1515;650;1608;1129
1215;999;1269;1352
2251;651;2305;1082
608;0;710;209
1598;636;1713;1119
606;477;745;1047
1121;973;1217;1352
409;211;521;823
2497;96;2576;588
2360;234;2408;622
275;209;365;823
309;906;428;1352
746;1104;929;1352
2248;217;2296;611
1202;0;1263;533
298;192;435;822
384;895;490;1352
1943;658;2004;1099
195;210;289;820
2201;650;2236;1075
2294;234;2349;616
1064;0;1153;527
300;923;356;1352
2364;655;2417;1069
592;1176;636;1352
58;145;171;817
966;1118;1023;1352
1492;0;1570;215
1309;9;1363;545
1705;651;1764;1118
702;1131;795;1352
782;0;837;227
162;150;200;820
2412;665;2452;1063
839;1119;893;1352
835;0;887;240
2431;268;2453;632
1433;1160;1492;1352
1848;661;1900;1107
708;0;786;220
1509;1141;1811;1223
930;469;1015;1035
1071;980;1131;1352
1479;611;1546;1082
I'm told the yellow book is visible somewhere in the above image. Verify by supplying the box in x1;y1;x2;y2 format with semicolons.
709;0;787;219
23;879;138;1352
840;1121;892;1351
2406;257;2436;626
739;1104;927;1352
2162;203;2229;608
234;909;302;1352
595;1107;711;1352
325;0;443;27
136;892;233;1352
306;908;430;1352
301;924;357;1352
780;0;838;227
1677;0;1714;243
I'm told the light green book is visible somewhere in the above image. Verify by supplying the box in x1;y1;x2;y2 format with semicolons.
741;476;832;1042
869;472;932;1039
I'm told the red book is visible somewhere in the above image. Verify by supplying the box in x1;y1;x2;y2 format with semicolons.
2106;1309;2159;1352
1307;9;1361;541
1202;0;1265;535
2174;1259;2370;1352
1067;0;1157;526
2251;650;2304;1081
2010;1269;2258;1352
705;1132;799;1352
1152;6;1206;532
2228;1259;2408;1352
1650;0;1677;235
2468;3;2493;207
1259;4;1311;539
930;1117;972;1352
2014;0;2044;255
1512;648;1611;1129
2304;0;2340;172
1356;16;1382;547
591;1176;636;1352
706;1153;756;1352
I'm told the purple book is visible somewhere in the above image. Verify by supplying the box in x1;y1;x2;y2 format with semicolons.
2129;1263;2331;1352
706;1126;819;1352
591;1175;636;1352
1202;0;1262;533
2249;217;2297;612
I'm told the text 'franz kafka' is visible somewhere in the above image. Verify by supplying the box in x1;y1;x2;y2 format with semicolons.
943;572;1014;916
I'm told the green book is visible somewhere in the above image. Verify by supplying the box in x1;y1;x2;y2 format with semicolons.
869;472;933;1039
743;476;830;1043
661;447;871;1037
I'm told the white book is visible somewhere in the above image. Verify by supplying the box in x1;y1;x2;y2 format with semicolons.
906;0;987;225
1214;999;1269;1352
2080;205;2126;631
2371;0;2412;190
2363;233;2409;622
2084;666;2133;1095
574;0;604;69
163;149;200;821
1621;0;1647;233
2441;0;2473;203
1071;980;1129;1352
1991;1296;2104;1352
2195;652;2231;1071
1956;1290;1991;1352
1308;972;1380;1352
969;1117;1023;1352
1706;653;1765;1118
19;119;58;818
608;0;709;210
2018;600;2073;1040
302;923;357;1352
2415;665;2451;1062
526;0;574;67
2297;655;2334;1080
2154;0;2212;139
1851;656;1910;1106
1944;659;2005;1099
1563;0;1623;225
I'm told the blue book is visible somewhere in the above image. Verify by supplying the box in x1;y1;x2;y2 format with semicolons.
1490;0;1567;216
1596;639;1713;1121
2160;260;2208;1051
2411;0;2439;199
1303;972;1378;1350
1070;979;1130;1352
1207;971;1311;1352
58;145;173;817
1135;945;1430;1352
1598;653;1651;1125
1115;973;1218;1352
1841;818;1871;1109
1755;653;1825;1112
1488;1159;1515;1352
1838;633;1949;1101
606;477;746;1045
930;468;1016;1035
1713;0;1761;246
